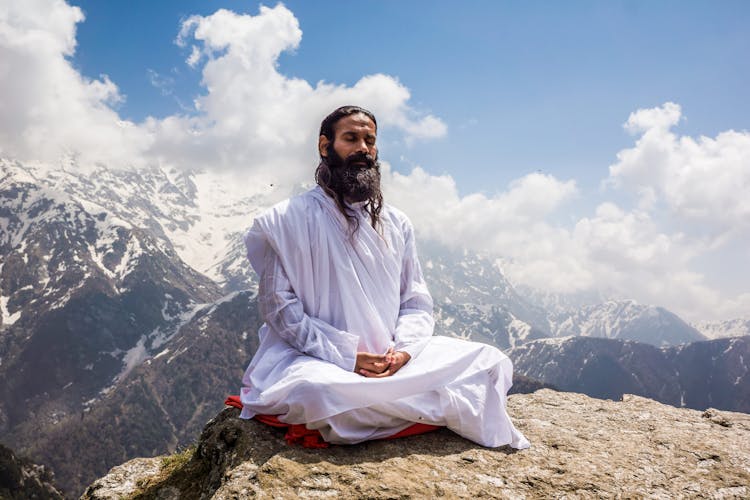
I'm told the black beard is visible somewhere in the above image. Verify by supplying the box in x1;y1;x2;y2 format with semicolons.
325;145;381;203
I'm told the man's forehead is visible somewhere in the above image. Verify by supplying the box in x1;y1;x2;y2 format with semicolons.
334;113;376;134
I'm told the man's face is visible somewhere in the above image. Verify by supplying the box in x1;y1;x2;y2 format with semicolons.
319;113;378;163
318;113;381;203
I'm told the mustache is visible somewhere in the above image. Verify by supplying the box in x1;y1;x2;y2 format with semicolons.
341;151;377;169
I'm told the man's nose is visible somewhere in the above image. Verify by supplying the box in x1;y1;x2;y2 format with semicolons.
355;139;370;153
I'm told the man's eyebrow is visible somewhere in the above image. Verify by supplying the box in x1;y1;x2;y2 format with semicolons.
338;130;376;138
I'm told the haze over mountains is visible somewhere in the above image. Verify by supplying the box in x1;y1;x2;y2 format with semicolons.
1;157;748;495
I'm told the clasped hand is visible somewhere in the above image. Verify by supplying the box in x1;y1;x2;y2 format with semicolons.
355;347;410;378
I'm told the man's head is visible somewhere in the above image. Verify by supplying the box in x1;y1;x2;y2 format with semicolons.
315;105;383;232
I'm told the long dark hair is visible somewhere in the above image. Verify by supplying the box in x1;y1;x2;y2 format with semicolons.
315;105;383;234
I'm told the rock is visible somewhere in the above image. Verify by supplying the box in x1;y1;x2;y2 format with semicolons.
83;389;750;499
81;458;163;500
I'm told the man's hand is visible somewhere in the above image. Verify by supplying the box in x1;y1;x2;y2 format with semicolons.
358;347;411;378
355;351;391;375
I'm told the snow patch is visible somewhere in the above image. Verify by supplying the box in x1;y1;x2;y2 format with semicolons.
87;242;115;279
154;348;170;359
114;235;142;279
508;317;532;347
0;294;21;326
112;301;208;381
117;336;149;381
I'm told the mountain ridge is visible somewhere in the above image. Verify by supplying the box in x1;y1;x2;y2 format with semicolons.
510;335;750;412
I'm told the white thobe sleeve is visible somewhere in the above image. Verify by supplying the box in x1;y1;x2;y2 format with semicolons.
393;221;435;360
258;244;359;372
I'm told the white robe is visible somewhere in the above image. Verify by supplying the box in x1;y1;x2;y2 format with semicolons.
239;186;529;449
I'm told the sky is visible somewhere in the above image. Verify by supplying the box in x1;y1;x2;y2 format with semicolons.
0;0;749;321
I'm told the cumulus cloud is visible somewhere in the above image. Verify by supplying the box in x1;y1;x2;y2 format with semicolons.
384;167;587;293
145;4;446;183
570;203;718;316
610;102;750;236
593;102;750;319
387;168;704;318
385;158;747;321
0;2;445;176
385;168;578;244
0;0;152;166
624;101;682;133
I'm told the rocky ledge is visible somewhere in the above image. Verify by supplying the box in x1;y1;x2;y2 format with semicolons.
83;389;750;499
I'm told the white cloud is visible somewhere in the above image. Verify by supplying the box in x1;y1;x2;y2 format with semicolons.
384;167;587;293
0;2;445;177
624;101;682;133
595;102;750;319
610;102;750;235
384;167;578;245
385;161;748;321
570;203;717;316
144;4;447;184
0;0;152;167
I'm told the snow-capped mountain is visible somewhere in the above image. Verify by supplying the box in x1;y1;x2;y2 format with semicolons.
0;158;265;495
692;318;750;340
0;157;281;291
0;158;224;443
419;241;551;348
546;299;706;347
434;302;548;350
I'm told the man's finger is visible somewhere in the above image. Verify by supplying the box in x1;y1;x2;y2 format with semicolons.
362;353;387;363
385;347;394;364
360;368;393;378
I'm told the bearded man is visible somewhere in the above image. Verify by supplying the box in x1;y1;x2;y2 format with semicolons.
239;105;529;448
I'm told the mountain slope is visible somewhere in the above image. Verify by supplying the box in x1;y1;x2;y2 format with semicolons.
0;159;222;458
509;336;750;412
11;290;261;497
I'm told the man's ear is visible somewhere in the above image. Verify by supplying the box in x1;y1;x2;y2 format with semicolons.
318;135;329;157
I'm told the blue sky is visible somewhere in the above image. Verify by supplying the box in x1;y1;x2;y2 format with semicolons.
69;0;750;196
1;1;749;321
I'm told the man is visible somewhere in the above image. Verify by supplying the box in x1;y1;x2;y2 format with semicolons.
240;105;529;448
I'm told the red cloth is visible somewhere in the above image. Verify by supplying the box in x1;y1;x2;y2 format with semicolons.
224;395;440;448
